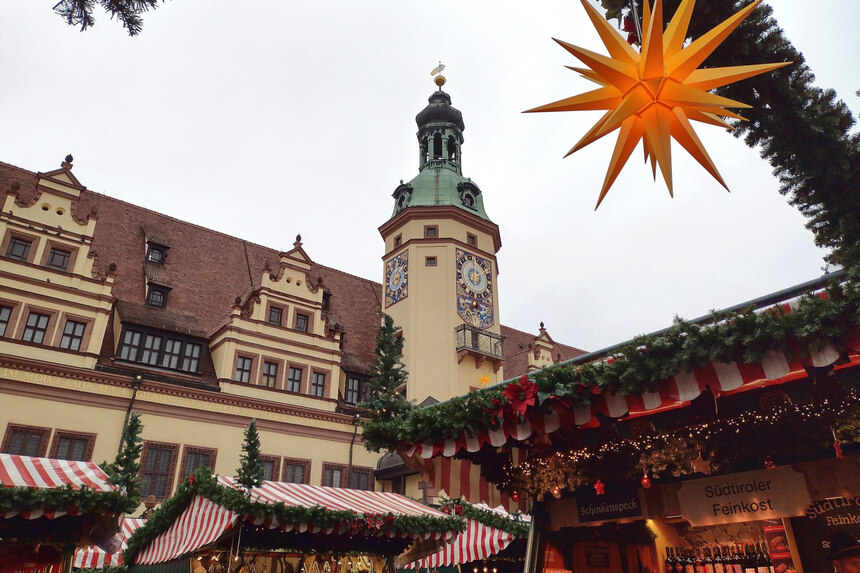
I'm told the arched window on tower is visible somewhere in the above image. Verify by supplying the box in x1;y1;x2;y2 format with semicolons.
420;138;429;165
447;136;457;162
433;133;443;160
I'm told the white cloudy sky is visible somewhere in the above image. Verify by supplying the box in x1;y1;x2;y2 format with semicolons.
1;1;857;351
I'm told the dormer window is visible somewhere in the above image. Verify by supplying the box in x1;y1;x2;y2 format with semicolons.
146;243;167;264
146;285;170;308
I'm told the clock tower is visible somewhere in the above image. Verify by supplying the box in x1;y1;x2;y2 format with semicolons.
378;77;504;404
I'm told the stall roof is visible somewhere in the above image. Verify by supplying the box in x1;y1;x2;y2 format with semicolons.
75;517;146;569
128;472;465;565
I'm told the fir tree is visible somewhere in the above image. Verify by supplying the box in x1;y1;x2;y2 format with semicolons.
52;0;162;36
599;0;859;268
237;418;264;495
105;411;144;513
360;312;414;452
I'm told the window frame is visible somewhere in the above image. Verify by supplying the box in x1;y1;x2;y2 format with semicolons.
349;466;374;491
425;256;437;267
260;359;281;389
424;225;438;239
116;325;206;375
21;310;53;345
58;318;88;351
267;304;284;326
146;284;170;308
2;232;37;263
393;234;402;247
467;233;478;247
321;462;348;488
146;243;168;265
1;423;51;457
179;446;217;483
0;303;17;338
344;375;367;405
282;458;311;485
286;365;304;393
261;454;281;482
234;354;254;383
50;430;96;462
140;441;179;501
294;312;310;333
310;370;327;398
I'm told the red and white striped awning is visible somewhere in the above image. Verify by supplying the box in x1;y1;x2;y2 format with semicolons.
74;517;145;569
405;504;527;569
135;478;455;565
0;453;117;519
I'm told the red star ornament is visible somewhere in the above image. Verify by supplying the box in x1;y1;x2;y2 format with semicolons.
594;479;605;495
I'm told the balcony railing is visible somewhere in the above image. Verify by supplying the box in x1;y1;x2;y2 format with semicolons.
455;324;504;360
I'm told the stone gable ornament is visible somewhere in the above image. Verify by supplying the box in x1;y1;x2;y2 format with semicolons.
526;0;790;207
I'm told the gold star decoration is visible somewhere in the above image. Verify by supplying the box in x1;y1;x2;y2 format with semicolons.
479;375;491;387
690;450;711;475
526;0;790;207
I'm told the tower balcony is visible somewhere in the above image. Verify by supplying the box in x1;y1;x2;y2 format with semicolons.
455;324;505;372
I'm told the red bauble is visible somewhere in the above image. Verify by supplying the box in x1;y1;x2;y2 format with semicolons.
764;456;776;470
511;491;520;502
641;475;652;489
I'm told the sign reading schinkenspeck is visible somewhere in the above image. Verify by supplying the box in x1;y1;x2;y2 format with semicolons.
678;467;810;526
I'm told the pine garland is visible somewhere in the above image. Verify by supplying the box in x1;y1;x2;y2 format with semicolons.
124;468;465;564
362;279;860;452
438;498;530;538
0;483;128;517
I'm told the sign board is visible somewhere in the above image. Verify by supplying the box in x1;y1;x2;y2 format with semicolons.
576;483;642;523
677;467;810;526
789;496;860;573
584;545;611;568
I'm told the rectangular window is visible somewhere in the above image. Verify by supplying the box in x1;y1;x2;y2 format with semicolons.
5;236;32;261
140;442;178;501
267;306;282;326
345;376;365;404
0;306;12;337
425;256;437;267
2;424;50;457
46;247;71;271
59;320;86;351
394;234;402;247
161;339;181;369
310;372;325;398
322;463;345;488
235;356;253;383
22;312;50;344
424;225;438;238
283;459;310;484
350;467;373;491
119;330;142;361
295;313;309;333
51;431;95;461
322;292;331;311
146;244;167;264
141;334;163;365
467;233;477;247
179;446;216;482
181;343;201;372
287;367;303;393
261;362;278;388
261;455;280;481
146;286;168;308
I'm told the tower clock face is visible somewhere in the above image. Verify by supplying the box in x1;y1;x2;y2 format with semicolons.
455;249;494;328
384;251;408;307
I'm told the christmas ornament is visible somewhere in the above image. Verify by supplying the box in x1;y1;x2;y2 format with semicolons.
504;375;538;417
763;456;776;470
479;375;491;387
526;0;790;207
640;472;652;489
690;451;711;474
511;490;520;503
832;426;844;460
552;486;562;499
594;479;605;495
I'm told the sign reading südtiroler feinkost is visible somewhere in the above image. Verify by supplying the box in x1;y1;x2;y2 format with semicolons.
677;467;810;526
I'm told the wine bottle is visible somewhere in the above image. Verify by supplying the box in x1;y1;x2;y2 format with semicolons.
674;548;685;573
704;547;715;573
731;545;743;573
684;550;696;573
666;547;675;573
743;545;756;573
760;542;775;573
695;549;705;573
713;546;725;573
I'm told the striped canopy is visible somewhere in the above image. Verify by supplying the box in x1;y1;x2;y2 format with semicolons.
0;453;117;519
135;477;457;565
74;517;146;568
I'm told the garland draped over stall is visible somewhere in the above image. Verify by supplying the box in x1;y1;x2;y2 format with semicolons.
124;468;465;564
362;278;859;453
438;498;530;538
0;484;128;518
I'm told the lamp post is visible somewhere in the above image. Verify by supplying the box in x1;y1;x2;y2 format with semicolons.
346;413;361;488
117;374;143;455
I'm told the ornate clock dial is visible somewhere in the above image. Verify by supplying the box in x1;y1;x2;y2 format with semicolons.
384;251;408;308
455;249;494;328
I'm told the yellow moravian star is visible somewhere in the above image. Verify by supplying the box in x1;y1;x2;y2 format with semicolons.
525;0;790;208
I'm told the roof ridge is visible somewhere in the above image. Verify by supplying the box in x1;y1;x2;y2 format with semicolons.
313;262;381;289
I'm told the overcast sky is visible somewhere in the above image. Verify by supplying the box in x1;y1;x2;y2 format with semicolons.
1;1;857;352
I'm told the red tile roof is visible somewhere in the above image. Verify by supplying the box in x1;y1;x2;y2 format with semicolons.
500;325;587;379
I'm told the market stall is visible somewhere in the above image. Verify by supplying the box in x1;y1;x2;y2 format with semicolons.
123;470;466;573
373;275;860;573
73;517;145;569
0;453;126;573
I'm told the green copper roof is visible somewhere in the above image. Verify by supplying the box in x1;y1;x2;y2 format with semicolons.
389;89;493;222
